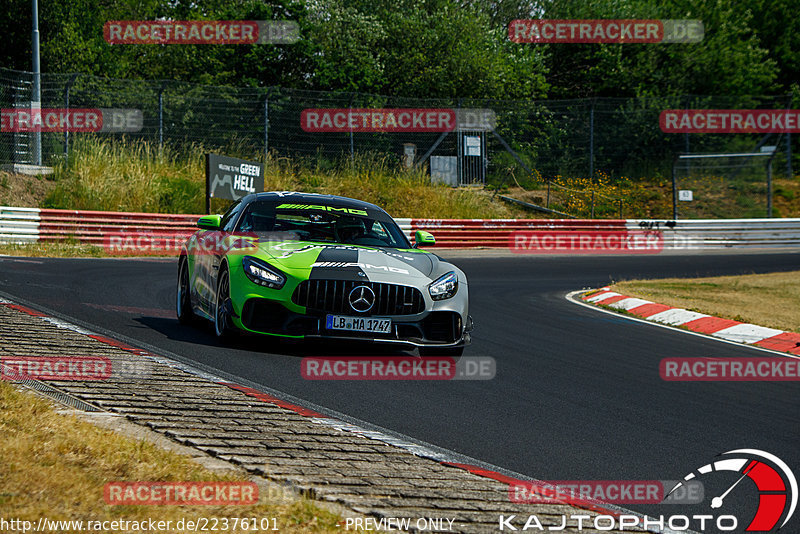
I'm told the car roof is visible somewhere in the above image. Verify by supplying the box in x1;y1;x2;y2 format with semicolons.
244;191;385;213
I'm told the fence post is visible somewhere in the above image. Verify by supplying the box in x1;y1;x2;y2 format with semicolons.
63;73;79;160
589;99;595;180
457;97;463;186
618;199;623;218
684;95;690;173
158;83;165;153
264;87;269;165
767;158;773;217
590;190;595;218
348;93;355;166
787;93;793;179
546;180;550;208
672;157;679;220
31;0;42;166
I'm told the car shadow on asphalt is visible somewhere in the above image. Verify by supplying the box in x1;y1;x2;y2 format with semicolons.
134;316;416;358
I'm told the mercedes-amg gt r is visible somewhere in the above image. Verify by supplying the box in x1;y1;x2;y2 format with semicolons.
176;192;471;355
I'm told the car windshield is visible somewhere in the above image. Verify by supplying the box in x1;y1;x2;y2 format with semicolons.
235;200;411;249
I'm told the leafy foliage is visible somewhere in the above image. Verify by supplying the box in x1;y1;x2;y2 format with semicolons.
535;0;777;97
6;0;790;99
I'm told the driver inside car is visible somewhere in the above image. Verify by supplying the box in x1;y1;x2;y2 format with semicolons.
336;216;368;243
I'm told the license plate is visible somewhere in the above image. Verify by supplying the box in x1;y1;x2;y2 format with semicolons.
326;315;392;333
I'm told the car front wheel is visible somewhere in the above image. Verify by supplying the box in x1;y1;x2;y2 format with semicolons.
214;267;236;340
176;257;194;325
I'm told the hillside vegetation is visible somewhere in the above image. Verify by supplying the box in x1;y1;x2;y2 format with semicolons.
2;138;795;219
41;138;528;218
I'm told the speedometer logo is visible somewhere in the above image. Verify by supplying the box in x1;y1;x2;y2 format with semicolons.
667;449;797;531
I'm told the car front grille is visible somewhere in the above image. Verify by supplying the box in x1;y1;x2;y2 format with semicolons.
292;279;425;316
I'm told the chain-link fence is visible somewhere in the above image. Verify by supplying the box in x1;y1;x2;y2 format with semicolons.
673;151;781;218
1;67;796;217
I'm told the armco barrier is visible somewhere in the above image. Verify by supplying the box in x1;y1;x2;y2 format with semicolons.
0;207;198;248
627;219;800;249
395;218;628;248
37;208;198;245
1;207;799;250
0;206;40;243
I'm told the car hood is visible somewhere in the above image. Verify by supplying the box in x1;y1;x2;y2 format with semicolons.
251;240;442;283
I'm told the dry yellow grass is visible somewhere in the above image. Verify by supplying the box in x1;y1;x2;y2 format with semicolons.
42;138;527;219
0;240;186;258
0;381;346;532
0;241;114;258
613;270;800;333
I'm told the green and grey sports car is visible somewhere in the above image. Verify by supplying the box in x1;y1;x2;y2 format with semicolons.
176;192;471;355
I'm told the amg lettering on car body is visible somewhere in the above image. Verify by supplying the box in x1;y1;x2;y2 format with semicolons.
311;261;410;274
276;203;368;216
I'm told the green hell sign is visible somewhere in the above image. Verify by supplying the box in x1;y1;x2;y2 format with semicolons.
205;153;265;210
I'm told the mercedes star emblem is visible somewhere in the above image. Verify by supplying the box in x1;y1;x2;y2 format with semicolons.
348;285;375;313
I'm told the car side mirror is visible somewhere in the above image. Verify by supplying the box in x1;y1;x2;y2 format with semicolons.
197;215;222;230
414;230;436;248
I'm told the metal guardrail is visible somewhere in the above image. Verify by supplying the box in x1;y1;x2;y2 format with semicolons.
0;206;40;242
36;208;197;245
628;218;800;249
1;207;799;250
0;207;197;246
396;218;628;247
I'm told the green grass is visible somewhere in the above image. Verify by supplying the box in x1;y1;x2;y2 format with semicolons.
0;241;136;258
42;137;527;219
43;139;207;214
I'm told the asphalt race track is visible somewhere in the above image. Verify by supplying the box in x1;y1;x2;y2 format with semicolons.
2;250;799;526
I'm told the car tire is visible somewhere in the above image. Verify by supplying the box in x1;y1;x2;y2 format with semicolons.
176;257;195;325
214;266;236;340
419;346;464;357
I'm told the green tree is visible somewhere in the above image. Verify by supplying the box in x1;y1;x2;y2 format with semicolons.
747;0;800;93
285;0;550;98
533;0;778;98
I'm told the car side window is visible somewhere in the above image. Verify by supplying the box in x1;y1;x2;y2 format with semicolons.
220;200;242;233
371;221;390;239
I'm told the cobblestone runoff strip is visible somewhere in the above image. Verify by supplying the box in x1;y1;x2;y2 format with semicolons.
0;299;645;534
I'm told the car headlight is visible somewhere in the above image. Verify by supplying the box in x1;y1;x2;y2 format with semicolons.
242;256;286;289
428;271;458;301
